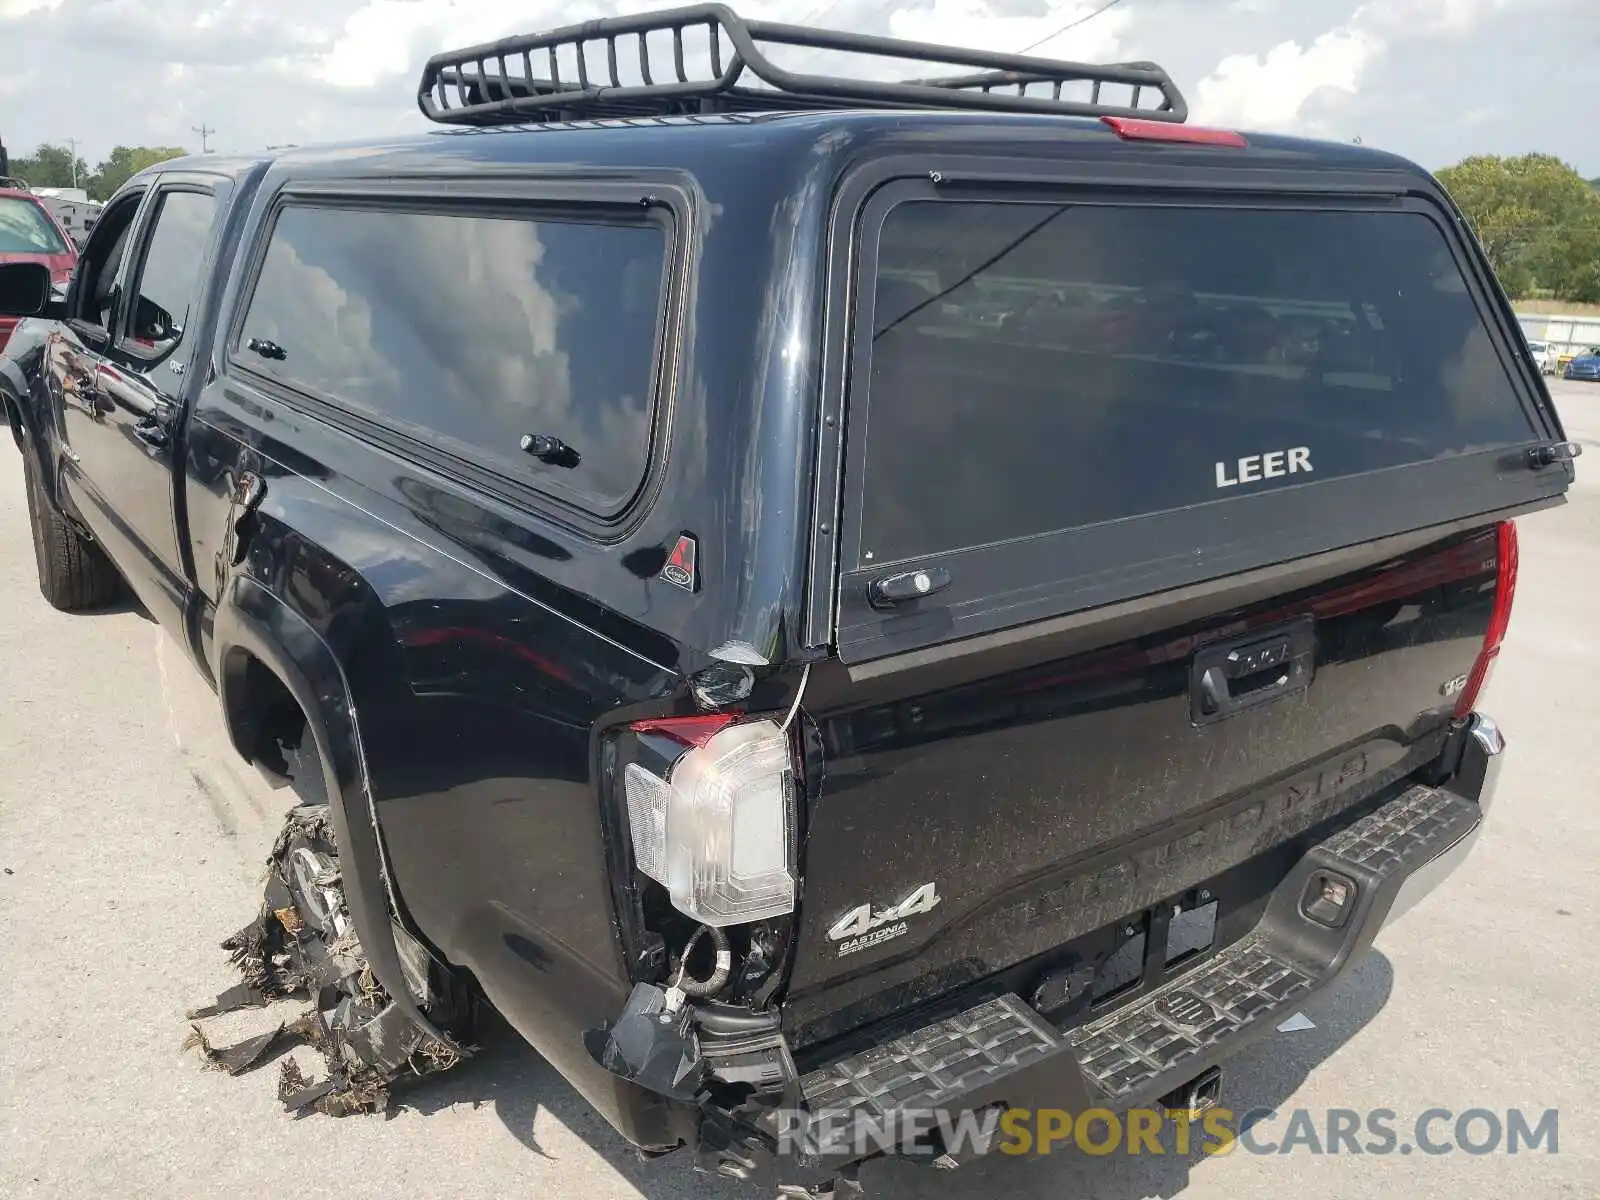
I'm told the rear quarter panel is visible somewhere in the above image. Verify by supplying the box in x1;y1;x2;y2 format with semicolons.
185;383;690;1139
171;132;843;1147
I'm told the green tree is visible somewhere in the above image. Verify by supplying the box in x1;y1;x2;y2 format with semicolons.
85;146;189;201
1437;154;1600;302
6;143;91;189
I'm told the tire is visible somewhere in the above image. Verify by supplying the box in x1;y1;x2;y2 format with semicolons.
21;450;121;611
281;728;330;808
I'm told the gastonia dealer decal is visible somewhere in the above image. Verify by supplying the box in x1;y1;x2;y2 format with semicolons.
827;882;941;957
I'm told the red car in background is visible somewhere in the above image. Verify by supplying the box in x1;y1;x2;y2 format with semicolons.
0;188;77;353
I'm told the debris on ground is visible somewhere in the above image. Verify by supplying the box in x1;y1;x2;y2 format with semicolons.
182;804;472;1115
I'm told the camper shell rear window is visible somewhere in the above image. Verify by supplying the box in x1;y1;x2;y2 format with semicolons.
836;191;1558;663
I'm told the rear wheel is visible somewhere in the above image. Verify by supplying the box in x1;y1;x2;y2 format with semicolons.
185;747;475;1114
21;450;120;611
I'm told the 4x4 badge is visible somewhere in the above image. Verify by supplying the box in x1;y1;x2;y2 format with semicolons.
828;882;942;957
660;533;698;592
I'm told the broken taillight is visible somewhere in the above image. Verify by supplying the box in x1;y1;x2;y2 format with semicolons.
622;716;797;927
1453;520;1519;718
628;712;739;748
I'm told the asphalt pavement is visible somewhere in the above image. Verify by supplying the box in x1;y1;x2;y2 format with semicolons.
2;381;1598;1199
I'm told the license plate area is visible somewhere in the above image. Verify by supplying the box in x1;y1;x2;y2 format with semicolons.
1088;892;1220;1009
1027;843;1299;1032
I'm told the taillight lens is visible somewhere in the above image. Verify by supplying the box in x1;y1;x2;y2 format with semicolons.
1454;520;1519;718
623;718;796;927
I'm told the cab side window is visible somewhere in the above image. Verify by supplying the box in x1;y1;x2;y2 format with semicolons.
70;191;143;335
125;190;219;356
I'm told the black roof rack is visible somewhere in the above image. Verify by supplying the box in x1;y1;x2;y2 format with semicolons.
417;3;1186;127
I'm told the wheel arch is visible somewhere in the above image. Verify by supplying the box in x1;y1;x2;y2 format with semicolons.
2;392;24;452
211;571;448;1045
2;357;36;454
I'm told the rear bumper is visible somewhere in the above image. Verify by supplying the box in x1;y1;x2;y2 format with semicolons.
1382;714;1502;926
794;714;1504;1157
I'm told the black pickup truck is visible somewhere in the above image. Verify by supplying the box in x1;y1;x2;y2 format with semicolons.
0;5;1579;1192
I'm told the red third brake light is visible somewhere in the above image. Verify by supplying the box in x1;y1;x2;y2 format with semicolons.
1454;520;1519;718
1100;116;1248;148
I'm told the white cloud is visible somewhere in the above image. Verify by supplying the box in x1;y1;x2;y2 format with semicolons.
887;0;1130;62
313;0;535;89
1194;25;1376;131
1190;0;1572;137
1362;0;1557;36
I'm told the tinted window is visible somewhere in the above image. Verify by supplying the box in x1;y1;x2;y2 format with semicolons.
239;205;668;516
129;190;219;348
0;196;68;254
72;192;142;329
861;202;1536;565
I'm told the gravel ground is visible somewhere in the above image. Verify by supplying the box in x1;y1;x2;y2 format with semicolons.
2;380;1597;1200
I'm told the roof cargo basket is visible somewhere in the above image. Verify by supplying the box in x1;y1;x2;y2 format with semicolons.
417;3;1187;127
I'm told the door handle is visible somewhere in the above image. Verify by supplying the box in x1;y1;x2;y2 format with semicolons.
214;471;267;591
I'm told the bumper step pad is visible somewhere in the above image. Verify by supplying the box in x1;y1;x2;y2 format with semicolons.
1067;939;1312;1100
800;783;1480;1119
800;994;1060;1121
1318;782;1474;874
183;805;471;1116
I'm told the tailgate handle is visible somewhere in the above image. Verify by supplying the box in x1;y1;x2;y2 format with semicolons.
1223;638;1291;680
1198;656;1289;716
1191;620;1315;724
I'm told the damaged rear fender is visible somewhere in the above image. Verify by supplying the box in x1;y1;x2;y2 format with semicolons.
211;572;448;1048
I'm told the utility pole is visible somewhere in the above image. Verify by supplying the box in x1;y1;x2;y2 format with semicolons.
191;124;215;153
65;137;80;187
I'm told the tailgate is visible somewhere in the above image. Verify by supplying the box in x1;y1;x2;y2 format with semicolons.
785;185;1570;1048
788;525;1499;1045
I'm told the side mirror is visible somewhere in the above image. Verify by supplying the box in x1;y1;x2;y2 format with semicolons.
0;261;53;319
132;294;178;343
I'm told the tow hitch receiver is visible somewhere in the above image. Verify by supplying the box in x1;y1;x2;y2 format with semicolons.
1159;1066;1223;1119
183;805;471;1115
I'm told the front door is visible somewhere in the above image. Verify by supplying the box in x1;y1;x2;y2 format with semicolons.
58;177;226;625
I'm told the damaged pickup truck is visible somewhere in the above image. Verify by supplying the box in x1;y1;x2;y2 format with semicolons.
0;5;1580;1193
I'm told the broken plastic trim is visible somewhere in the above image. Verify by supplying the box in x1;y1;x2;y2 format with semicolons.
183;805;472;1116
